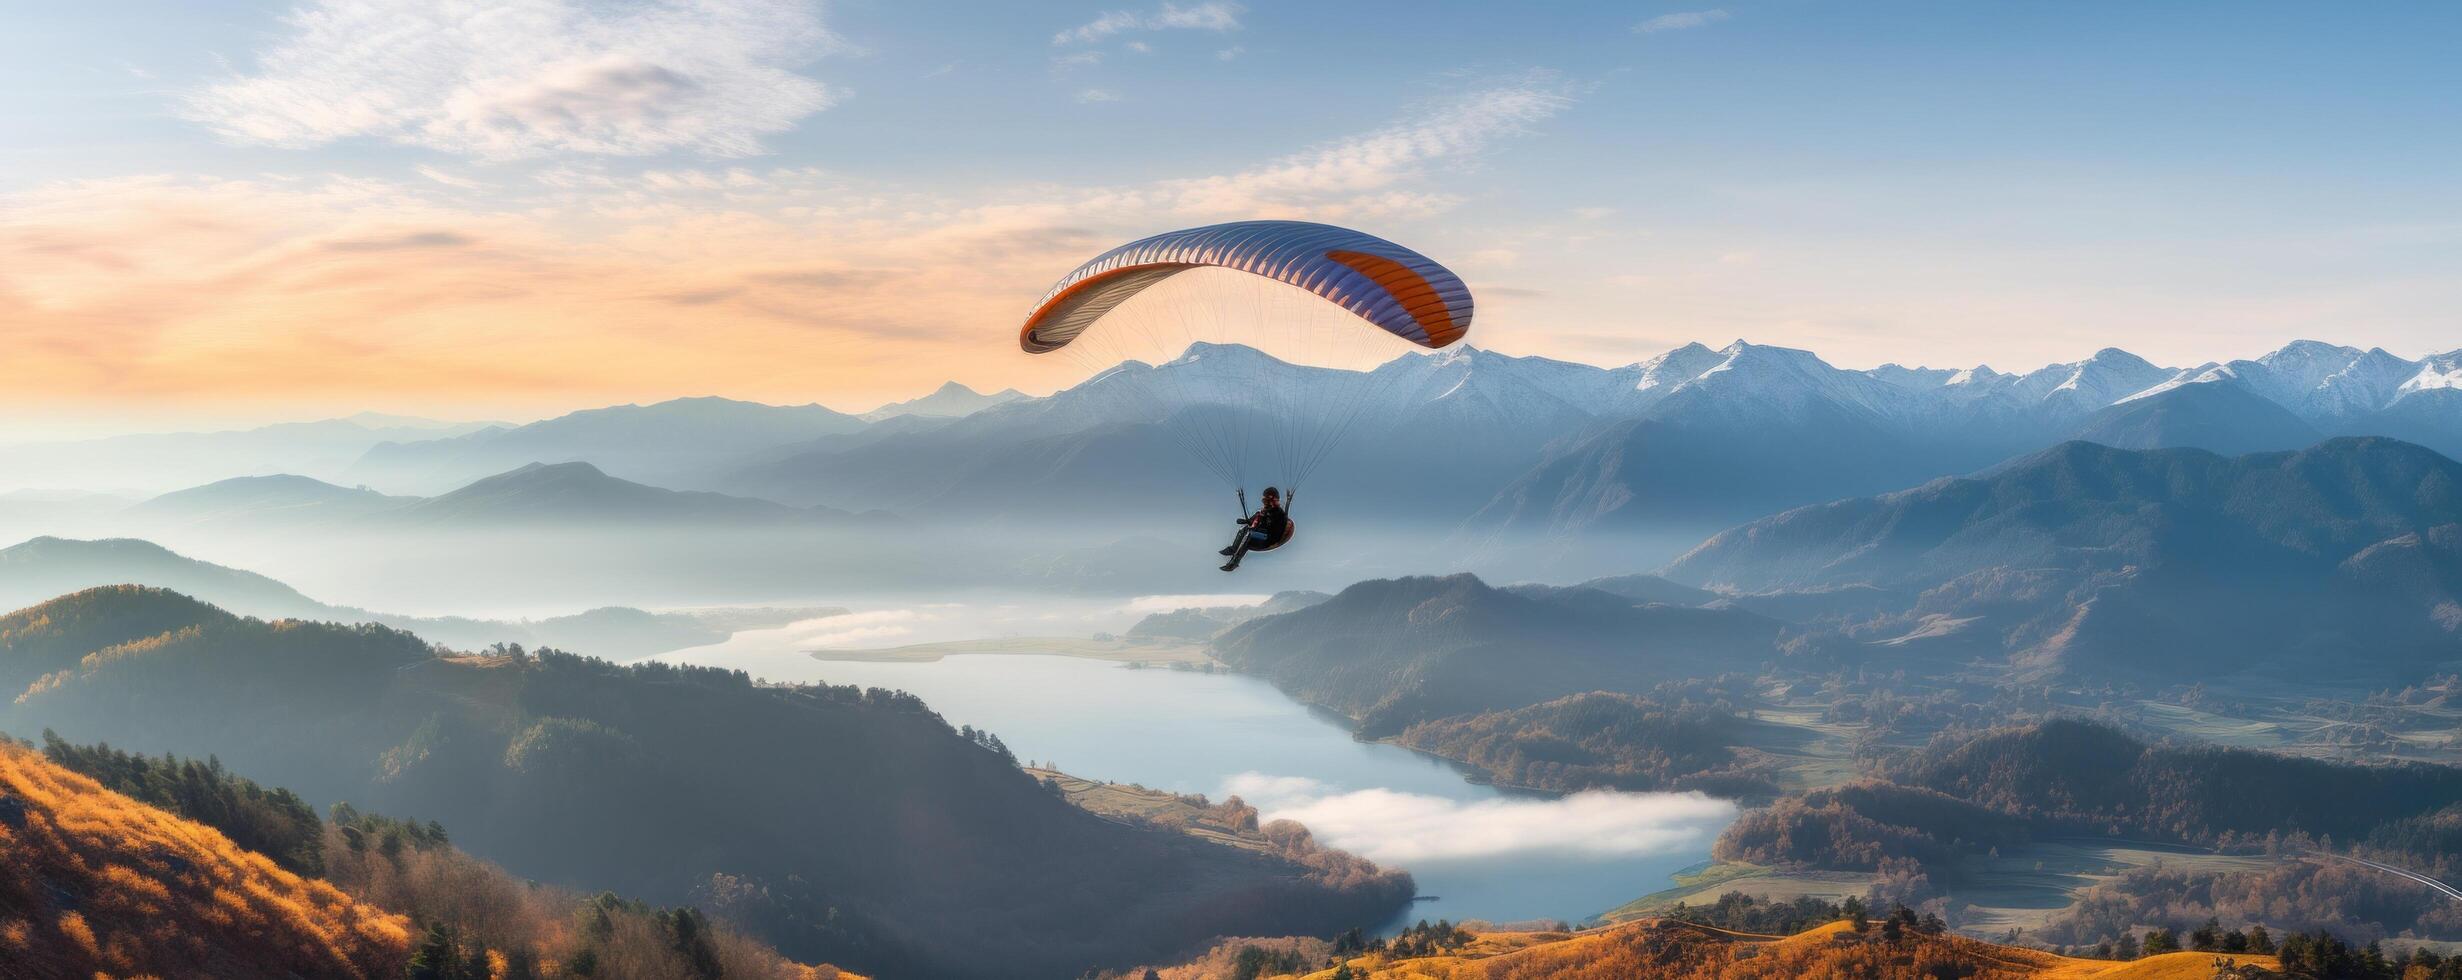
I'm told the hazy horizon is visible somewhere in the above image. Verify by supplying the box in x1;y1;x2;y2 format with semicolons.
10;1;2462;432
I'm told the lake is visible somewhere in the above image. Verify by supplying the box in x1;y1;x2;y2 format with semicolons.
666;619;1734;928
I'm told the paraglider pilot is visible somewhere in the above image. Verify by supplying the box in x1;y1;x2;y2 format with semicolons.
1220;487;1287;572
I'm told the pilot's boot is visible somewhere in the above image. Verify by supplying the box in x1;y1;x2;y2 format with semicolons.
1220;537;1251;572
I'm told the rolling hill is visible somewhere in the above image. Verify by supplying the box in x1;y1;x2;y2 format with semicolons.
127;473;416;527
1212;573;1785;736
0;535;327;619
384;460;845;527
10;736;860;979
0;536;826;659
0;741;414;979
0;586;1412;979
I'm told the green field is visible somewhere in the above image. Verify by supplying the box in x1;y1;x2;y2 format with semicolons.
1023;766;1271;853
1949;840;2281;935
1730;702;1865;793
1600;861;1879;922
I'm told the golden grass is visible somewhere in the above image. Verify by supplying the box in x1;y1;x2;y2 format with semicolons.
0;743;413;979
1273;918;2280;980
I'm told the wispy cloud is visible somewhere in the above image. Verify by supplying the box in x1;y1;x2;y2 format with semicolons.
1636;9;1729;34
183;0;842;160
1216;45;1245;61
1054;2;1243;46
0;76;1573;412
1155;74;1574;217
414;165;489;191
1225;773;1736;864
1075;88;1122;104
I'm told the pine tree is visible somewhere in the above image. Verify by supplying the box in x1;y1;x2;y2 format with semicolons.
408;923;461;980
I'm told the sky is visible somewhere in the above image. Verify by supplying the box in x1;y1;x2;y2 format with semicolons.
3;1;2459;433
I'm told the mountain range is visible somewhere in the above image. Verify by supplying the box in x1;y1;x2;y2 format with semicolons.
130;460;856;531
0;414;495;496
1661;437;2462;684
9;339;2458;580
508;340;2462;542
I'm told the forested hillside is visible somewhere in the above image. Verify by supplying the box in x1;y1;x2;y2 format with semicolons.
1393;689;1777;796
1715;719;2462;951
1213;574;1782;736
8;735;853;979
0;741;413;979
0;587;1411;979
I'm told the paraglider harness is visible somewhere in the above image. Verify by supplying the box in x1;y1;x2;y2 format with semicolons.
1236;488;1296;553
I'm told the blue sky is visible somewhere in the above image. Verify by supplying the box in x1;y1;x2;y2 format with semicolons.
3;1;2458;426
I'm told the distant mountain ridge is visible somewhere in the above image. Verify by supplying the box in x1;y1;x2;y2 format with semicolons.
131;462;852;531
386;460;842;526
129;473;415;527
701;339;2462;570
15;340;2457;577
345;396;866;493
0;414;497;496
860;381;1025;421
0;535;831;659
1661;437;2462;682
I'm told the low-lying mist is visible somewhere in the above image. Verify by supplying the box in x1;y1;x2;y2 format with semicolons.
0;513;1707;621
1225;773;1738;866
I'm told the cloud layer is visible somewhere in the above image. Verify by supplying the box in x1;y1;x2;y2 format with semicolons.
185;0;840;159
1226;773;1736;865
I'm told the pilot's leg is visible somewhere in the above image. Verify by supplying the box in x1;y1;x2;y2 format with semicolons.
1221;530;1265;571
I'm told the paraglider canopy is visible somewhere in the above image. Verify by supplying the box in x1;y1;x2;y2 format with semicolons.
1015;219;1474;505
1020;220;1472;354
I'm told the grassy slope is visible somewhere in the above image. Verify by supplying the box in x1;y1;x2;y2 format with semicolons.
0;743;412;979
1272;919;2279;979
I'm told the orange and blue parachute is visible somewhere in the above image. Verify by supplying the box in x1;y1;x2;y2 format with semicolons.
1018;220;1474;506
1020;220;1473;354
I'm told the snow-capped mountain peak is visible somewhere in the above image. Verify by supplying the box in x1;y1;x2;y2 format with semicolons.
2404;349;2462;394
